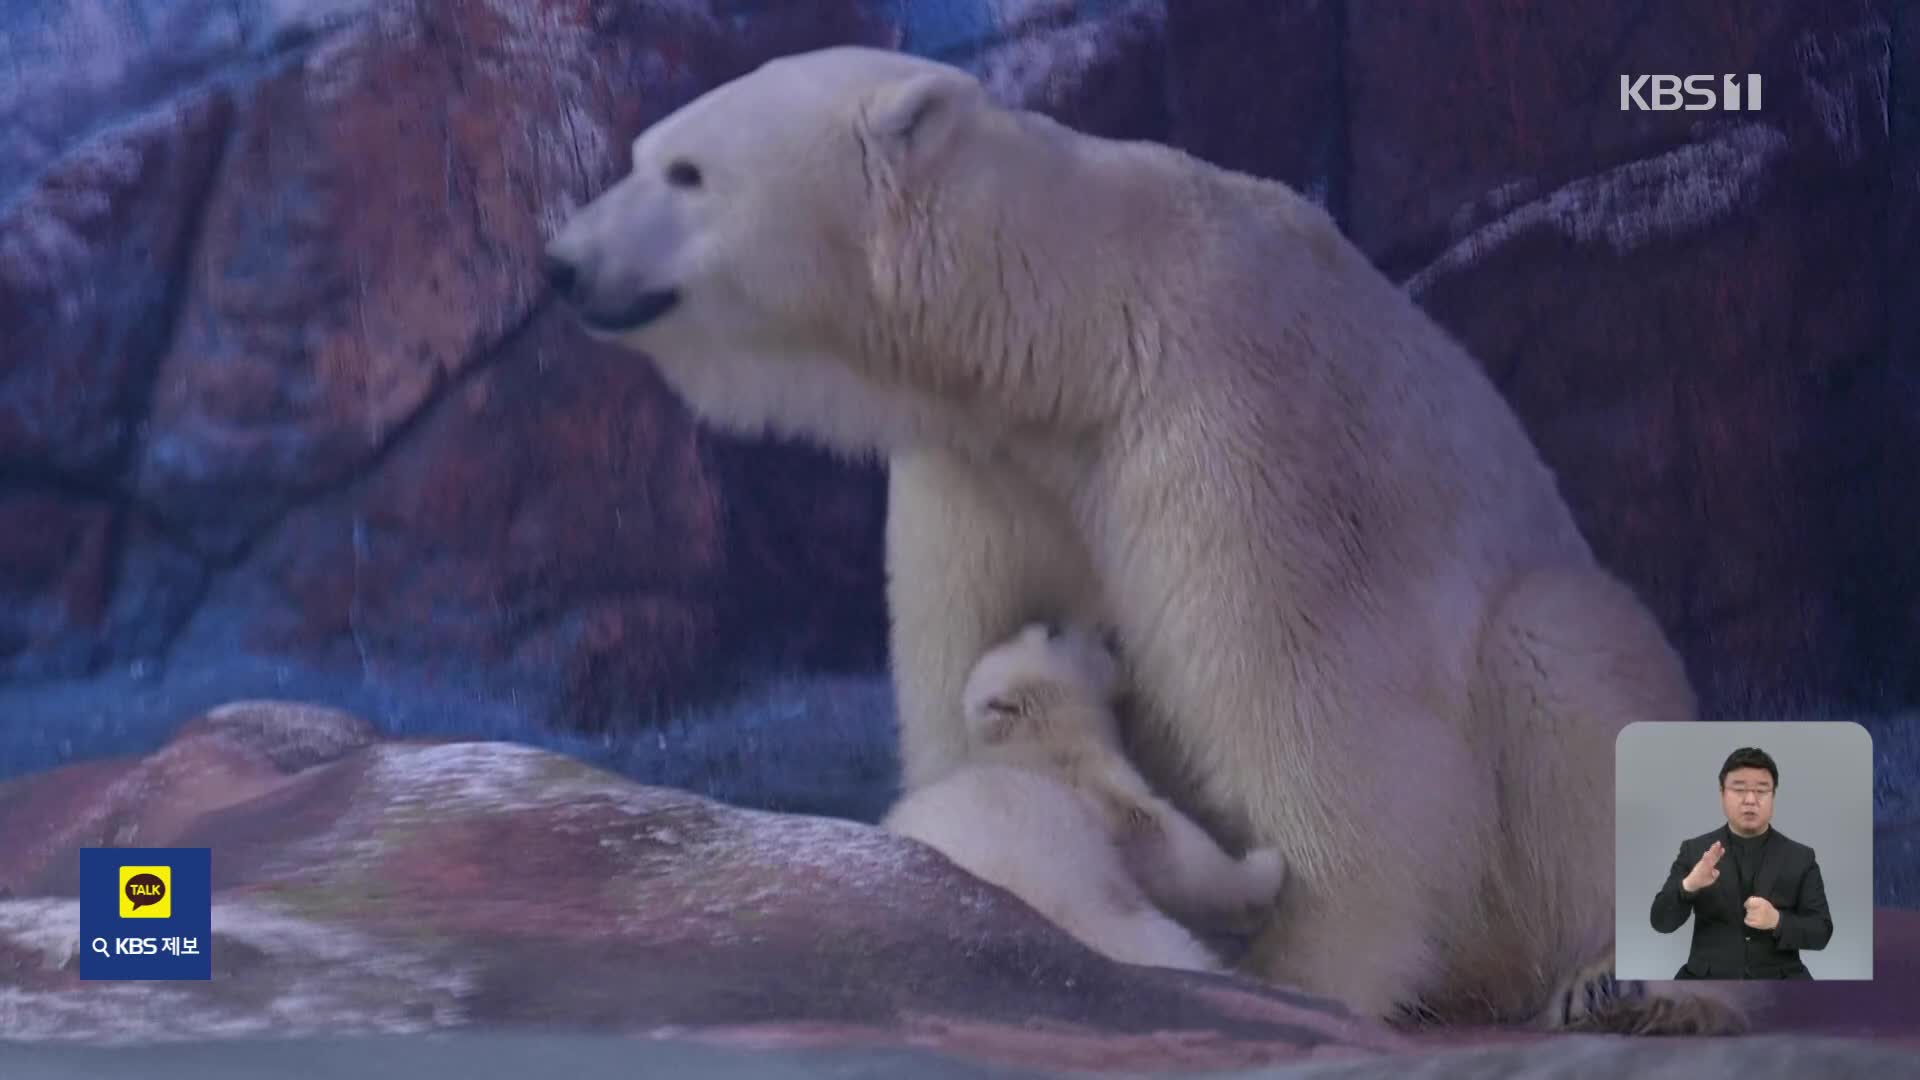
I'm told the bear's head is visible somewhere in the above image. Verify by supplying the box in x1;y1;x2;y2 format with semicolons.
544;46;1135;458
962;621;1125;748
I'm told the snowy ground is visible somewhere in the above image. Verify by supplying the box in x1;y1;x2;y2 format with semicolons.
0;646;1913;905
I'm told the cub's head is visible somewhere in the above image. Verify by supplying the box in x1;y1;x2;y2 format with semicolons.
544;45;1103;457
962;621;1124;747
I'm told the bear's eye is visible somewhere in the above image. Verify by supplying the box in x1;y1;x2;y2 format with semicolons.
665;160;702;189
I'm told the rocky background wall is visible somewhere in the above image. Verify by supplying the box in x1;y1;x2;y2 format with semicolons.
2;1;1916;894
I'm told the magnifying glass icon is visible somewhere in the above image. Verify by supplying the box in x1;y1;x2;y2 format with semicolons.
90;937;109;957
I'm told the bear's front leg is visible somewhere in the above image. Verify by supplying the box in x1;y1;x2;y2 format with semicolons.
885;446;1105;791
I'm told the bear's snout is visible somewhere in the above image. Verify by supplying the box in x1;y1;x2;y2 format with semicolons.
542;242;681;335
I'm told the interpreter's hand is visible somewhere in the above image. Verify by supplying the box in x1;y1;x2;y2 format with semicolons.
1681;840;1723;894
1743;896;1780;931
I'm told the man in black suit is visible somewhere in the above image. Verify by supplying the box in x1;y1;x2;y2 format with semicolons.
1649;746;1833;979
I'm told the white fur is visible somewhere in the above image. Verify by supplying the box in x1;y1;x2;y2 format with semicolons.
881;763;1225;972
881;623;1285;972
548;46;1746;1031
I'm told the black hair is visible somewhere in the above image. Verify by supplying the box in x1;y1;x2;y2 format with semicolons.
1718;746;1779;789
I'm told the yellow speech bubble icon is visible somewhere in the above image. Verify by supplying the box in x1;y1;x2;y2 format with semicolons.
119;865;172;919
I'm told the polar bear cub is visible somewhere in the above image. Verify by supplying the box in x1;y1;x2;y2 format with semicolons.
881;622;1287;972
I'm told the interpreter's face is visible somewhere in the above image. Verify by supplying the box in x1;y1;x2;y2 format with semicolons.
1721;767;1775;835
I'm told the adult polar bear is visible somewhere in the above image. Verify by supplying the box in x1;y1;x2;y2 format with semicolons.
544;46;1746;1032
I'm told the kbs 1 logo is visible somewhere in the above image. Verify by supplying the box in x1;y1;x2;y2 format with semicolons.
1620;74;1762;112
79;847;212;981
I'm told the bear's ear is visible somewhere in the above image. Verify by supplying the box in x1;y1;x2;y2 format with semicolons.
860;71;982;177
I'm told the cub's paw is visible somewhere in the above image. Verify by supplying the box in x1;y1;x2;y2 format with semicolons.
1240;847;1289;900
1208;848;1287;934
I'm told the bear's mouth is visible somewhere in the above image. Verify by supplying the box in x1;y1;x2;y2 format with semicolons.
580;288;680;334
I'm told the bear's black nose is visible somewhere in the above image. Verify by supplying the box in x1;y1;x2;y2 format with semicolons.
542;253;579;300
